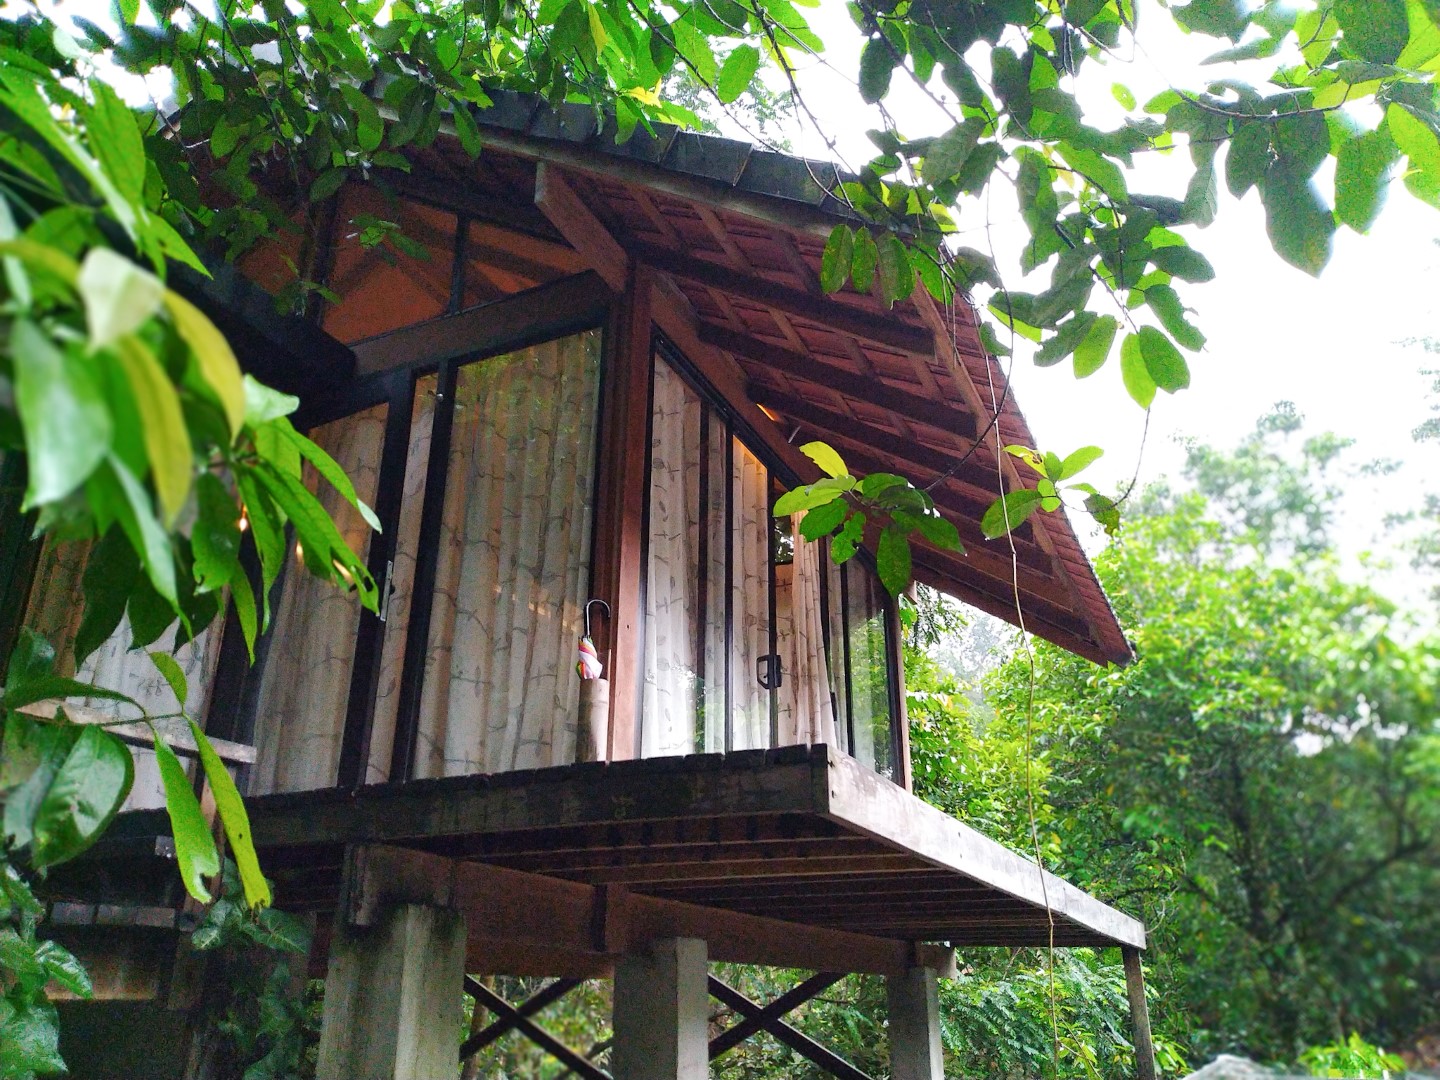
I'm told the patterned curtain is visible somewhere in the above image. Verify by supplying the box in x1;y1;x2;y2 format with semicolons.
250;403;387;794
411;330;601;777
730;438;771;751
846;566;894;777
22;539;224;810
777;517;837;749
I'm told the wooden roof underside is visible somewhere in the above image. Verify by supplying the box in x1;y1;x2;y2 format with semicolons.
244;747;1145;950
342;110;1129;665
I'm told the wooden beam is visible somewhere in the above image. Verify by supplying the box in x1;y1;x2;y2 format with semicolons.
591;265;654;761
634;243;935;356
699;324;976;441
709;976;875;1080
822;751;1148;949
349;271;611;376
19;702;255;766
465;977;608;1079
1123;947;1158;1080
535;163;631;292
709;972;845;1059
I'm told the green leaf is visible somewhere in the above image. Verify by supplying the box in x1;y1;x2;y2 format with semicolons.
113;335;193;526
1260;163;1336;276
900;510;962;551
1035;311;1098;368
1335;128;1397;233
1084;490;1121;536
5;629;55;697
858;36;895;103
920;119;981;186
876;526;911;597
193;472;243;593
243;374;301;425
1073;314;1118;378
1112;83;1136;110
12;319;111;507
84;81;145;205
876;234;914;304
858;472;907;498
278;421;382;532
717;43;759;103
153;733;219;904
830;510;865;564
1120;332;1157;408
164;291;245;439
1226;123;1271;198
820;225;854;294
797;497;848;540
75;527;139;665
30;726;134;869
104;454;178;606
1138;326;1191;392
1335;0;1408;63
1059;446;1104;480
339;83;385;152
981;489;1044;539
800;440;848;479
1388;103;1440;177
671;17;717;84
1144;285;1206;351
149;651;187;707
189;720;271;910
1148;245;1215;283
774;483;844;517
35;939;91;999
851;228;878;293
310;167;348;203
77;248;164;350
450;98;482;158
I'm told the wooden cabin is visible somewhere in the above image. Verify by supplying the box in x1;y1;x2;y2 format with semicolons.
17;93;1150;1079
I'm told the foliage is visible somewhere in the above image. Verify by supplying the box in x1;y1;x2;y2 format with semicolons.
976;414;1440;1066
1299;1032;1408;1079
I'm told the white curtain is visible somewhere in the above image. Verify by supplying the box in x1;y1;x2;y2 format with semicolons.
251;403;387;794
777;515;837;749
730;439;771;750
642;361;704;757
846;567;893;775
367;373;437;783
22;539;224;810
411;330;601;777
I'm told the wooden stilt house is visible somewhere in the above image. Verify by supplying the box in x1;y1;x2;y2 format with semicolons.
18;93;1151;1079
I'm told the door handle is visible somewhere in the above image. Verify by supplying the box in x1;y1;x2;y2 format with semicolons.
756;653;782;690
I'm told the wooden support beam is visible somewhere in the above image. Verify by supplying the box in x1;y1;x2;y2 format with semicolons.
349;271;611;376
614;938;709;1080
464;977;608;1079
19;702;255;766
591;265;654;761
459;977;582;1061
699;323;977;441
634;243;935;356
1123;947;1158;1080
535;163;630;292
709;971;844;1059
887;966;944;1080
315;903;467;1080
709;976;874;1080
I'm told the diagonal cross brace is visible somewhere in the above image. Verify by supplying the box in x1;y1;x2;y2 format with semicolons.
708;975;876;1080
462;976;609;1080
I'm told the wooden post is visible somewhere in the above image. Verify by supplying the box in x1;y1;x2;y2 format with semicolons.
612;937;709;1080
1122;947;1157;1080
887;965;944;1080
315;904;467;1080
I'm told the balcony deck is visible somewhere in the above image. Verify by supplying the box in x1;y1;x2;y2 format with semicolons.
239;745;1142;958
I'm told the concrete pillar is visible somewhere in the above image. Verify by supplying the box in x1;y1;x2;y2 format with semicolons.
887;965;944;1080
611;937;709;1080
315;904;466;1080
1122;947;1157;1080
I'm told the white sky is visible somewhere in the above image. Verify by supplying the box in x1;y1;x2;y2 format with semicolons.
750;1;1440;609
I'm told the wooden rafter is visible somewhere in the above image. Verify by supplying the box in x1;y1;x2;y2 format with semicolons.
534;163;630;291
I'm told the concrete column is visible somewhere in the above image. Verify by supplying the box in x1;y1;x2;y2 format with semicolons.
887;965;944;1080
612;937;709;1080
315;904;466;1080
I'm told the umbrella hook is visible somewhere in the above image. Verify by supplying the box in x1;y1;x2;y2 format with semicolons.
584;599;611;639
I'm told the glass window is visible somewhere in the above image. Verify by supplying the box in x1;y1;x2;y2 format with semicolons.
642;348;898;777
410;330;603;777
250;403;389;794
